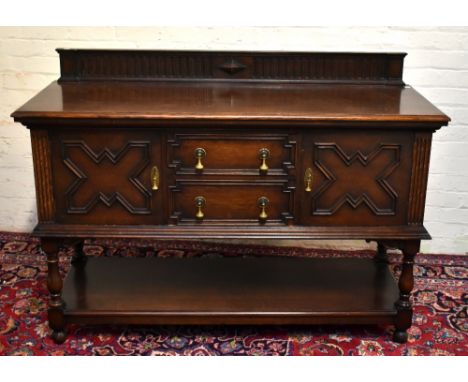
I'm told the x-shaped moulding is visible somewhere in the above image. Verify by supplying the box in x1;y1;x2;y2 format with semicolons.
62;141;151;215
312;143;401;216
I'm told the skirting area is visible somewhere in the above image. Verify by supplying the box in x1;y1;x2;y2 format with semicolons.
0;231;466;356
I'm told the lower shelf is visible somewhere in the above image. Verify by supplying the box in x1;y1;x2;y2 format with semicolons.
62;256;399;326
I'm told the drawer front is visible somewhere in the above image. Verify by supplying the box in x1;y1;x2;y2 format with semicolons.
167;132;297;176
169;181;295;225
300;130;414;226
50;129;164;225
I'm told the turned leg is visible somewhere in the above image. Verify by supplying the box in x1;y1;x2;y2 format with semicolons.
375;241;388;264
42;238;67;344
393;240;419;343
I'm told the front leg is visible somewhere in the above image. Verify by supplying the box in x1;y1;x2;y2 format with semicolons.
393;240;419;343
42;238;67;344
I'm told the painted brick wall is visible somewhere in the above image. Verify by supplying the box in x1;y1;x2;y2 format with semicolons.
0;26;467;253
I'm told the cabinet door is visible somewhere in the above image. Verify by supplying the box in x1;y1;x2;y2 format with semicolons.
50;128;164;225
300;130;413;226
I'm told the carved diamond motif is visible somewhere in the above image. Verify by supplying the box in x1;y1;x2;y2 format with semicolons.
218;59;247;75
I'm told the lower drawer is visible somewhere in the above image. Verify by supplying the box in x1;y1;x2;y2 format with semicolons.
168;181;294;225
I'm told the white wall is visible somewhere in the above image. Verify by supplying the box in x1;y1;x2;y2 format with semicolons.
0;26;467;254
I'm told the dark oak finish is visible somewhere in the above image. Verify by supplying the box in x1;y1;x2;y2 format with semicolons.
394;241;419;343
56;49;407;85
12;81;448;125
169;181;293;225
33;224;432;240
62;257;399;325
42;238;66;343
167;131;296;176
49;128;164;225
11;50;450;344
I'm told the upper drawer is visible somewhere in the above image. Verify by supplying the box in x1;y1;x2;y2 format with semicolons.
167;132;297;176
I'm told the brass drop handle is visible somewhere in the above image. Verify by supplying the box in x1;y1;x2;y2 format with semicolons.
257;196;269;221
151;166;159;191
259;148;270;173
304;167;313;192
194;196;206;220
194;148;206;171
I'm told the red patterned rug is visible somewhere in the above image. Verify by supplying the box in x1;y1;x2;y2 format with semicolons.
0;231;466;356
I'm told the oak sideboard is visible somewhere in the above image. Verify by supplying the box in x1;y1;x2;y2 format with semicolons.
12;49;450;343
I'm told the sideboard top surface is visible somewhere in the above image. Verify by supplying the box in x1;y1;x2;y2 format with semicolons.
11;49;450;126
12;81;449;125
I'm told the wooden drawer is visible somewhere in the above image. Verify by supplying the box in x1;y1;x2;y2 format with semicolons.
168;180;295;225
167;132;297;176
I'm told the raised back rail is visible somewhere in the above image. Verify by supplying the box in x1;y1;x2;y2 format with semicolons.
57;49;406;85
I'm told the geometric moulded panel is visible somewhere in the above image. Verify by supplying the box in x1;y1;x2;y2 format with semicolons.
61;140;152;214
312;143;401;216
